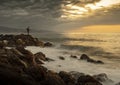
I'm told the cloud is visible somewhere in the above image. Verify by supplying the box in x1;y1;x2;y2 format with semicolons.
0;0;120;32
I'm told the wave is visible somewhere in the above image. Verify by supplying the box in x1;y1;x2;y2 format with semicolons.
60;44;115;58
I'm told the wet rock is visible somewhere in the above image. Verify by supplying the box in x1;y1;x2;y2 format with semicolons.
93;73;113;83
41;71;66;85
16;46;34;63
96;60;104;64
34;52;46;61
76;75;103;85
80;54;90;60
69;71;85;82
59;56;65;60
70;55;77;58
46;57;55;62
115;82;120;85
80;54;104;64
59;71;75;85
44;42;53;47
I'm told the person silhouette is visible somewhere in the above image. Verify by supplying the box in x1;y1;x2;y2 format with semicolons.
26;26;30;35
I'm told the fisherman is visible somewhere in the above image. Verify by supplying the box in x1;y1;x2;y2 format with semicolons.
26;26;30;35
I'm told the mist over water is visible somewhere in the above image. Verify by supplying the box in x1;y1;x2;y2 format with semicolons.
27;33;120;85
36;33;120;60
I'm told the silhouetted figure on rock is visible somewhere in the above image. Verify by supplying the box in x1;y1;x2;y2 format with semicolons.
26;26;30;35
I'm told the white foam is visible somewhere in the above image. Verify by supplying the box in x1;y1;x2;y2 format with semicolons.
26;46;120;85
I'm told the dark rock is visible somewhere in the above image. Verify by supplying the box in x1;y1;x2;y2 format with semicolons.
69;71;85;82
25;66;47;81
0;34;44;47
59;56;65;60
0;66;40;85
80;54;90;60
41;71;66;85
93;73;113;83
16;46;34;65
34;52;46;61
76;75;103;85
115;82;120;85
46;57;55;62
96;60;104;64
70;55;77;58
44;42;53;47
80;54;104;64
59;71;75;85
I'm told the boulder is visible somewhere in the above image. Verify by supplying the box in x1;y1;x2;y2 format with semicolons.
93;73;113;83
80;54;90;60
16;46;36;66
59;56;65;60
69;71;85;82
44;42;53;47
80;54;104;64
34;52;46;61
76;75;103;85
59;71;75;85
70;55;77;59
41;71;66;85
25;66;47;81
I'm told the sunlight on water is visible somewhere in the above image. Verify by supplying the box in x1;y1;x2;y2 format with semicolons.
63;33;120;58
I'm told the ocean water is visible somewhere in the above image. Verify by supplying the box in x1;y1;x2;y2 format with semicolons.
27;33;120;85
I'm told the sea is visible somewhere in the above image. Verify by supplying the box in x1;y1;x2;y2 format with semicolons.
27;33;120;85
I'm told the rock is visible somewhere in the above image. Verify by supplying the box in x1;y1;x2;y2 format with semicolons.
16;46;39;66
41;71;66;85
59;71;75;85
96;60;104;64
93;73;113;83
34;52;46;61
46;57;55;62
25;66;47;81
80;54;90;60
76;75;103;85
0;41;6;48
0;65;40;85
16;39;25;46
70;55;77;58
44;42;53;47
115;82;120;85
80;54;104;64
69;71;85;82
59;56;65;60
0;34;44;47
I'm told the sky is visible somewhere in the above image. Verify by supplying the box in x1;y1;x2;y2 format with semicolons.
0;0;120;33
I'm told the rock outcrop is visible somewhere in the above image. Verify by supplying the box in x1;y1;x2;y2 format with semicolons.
0;34;44;47
0;47;104;85
76;75;103;85
80;54;104;64
93;73;113;83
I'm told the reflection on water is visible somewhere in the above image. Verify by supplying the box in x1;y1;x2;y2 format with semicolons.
63;33;120;58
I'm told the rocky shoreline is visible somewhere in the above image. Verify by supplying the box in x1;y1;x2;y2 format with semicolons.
0;34;119;85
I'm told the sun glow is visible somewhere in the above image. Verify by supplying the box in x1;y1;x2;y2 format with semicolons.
69;25;120;33
61;0;120;19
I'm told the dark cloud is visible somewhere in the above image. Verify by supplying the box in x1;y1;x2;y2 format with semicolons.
0;0;120;32
0;0;101;17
